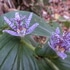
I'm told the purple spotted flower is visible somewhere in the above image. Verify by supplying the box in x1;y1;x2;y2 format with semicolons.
48;27;70;59
3;12;39;37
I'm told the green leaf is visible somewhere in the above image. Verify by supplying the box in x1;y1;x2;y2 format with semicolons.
50;22;62;31
0;16;8;35
35;43;57;58
0;34;36;70
0;33;55;70
50;53;70;70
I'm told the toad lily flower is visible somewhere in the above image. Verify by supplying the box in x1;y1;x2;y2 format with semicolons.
48;27;70;59
3;12;39;37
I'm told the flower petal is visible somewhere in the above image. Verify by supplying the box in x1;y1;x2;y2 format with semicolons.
25;13;33;28
17;29;26;37
55;27;60;34
15;12;21;20
48;42;67;59
57;52;67;59
48;42;55;51
14;12;26;26
4;16;15;30
26;23;39;34
3;30;19;36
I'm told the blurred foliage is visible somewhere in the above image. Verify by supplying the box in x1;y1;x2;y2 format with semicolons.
63;21;70;28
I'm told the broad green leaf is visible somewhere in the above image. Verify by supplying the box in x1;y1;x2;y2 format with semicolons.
50;53;70;70
50;22;62;33
0;33;55;70
0;16;8;35
0;34;36;70
35;43;57;58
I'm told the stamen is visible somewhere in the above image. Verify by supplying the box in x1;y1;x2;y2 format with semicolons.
56;46;65;53
23;28;27;31
17;29;21;33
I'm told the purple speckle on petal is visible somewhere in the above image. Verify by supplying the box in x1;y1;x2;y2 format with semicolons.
25;13;33;28
26;23;39;34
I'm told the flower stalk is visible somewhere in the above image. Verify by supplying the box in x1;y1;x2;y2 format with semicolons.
44;58;59;70
20;39;35;51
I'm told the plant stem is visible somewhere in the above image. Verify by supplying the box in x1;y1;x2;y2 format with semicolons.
44;58;59;70
20;39;35;51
